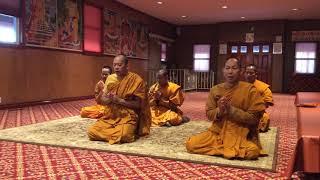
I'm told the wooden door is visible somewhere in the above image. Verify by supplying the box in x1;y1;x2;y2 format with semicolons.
227;43;272;85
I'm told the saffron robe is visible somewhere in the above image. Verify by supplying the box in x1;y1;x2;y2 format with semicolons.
253;80;273;132
149;82;185;126
87;72;151;144
80;80;105;119
186;81;266;160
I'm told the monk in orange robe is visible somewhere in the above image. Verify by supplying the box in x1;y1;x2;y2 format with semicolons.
80;66;112;119
244;64;274;132
148;69;189;127
87;55;151;144
186;57;266;160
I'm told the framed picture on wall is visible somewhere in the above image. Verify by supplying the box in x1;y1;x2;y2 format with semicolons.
219;44;227;54
273;42;282;54
245;33;254;43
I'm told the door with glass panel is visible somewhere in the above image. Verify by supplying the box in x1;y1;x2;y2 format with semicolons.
228;43;272;85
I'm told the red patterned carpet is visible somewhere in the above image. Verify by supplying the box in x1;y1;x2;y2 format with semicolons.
0;92;299;179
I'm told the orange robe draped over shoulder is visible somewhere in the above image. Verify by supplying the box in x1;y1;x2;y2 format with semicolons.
186;81;266;160
253;80;273;132
149;82;185;126
87;72;151;144
80;80;105;119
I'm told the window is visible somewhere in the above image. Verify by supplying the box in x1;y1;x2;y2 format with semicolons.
253;45;260;53
161;43;166;62
84;5;102;53
295;43;317;74
240;46;247;53
231;46;238;53
0;13;19;44
193;44;210;72
262;45;269;53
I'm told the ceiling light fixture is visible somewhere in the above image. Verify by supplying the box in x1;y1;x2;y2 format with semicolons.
157;1;163;5
222;5;228;9
291;8;299;11
181;15;187;18
241;16;245;19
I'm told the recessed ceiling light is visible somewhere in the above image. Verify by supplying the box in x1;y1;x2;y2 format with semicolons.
292;8;299;11
222;5;228;9
181;15;187;18
157;1;163;5
241;16;245;19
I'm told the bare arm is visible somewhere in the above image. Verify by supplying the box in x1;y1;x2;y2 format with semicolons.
99;92;112;105
94;81;104;104
226;86;265;125
112;95;141;110
228;106;262;125
157;99;179;112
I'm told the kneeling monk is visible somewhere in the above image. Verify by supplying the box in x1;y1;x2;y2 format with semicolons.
186;57;266;160
149;69;188;126
80;66;112;119
87;55;151;144
244;64;274;132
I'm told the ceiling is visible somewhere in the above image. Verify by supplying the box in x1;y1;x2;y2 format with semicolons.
116;0;320;25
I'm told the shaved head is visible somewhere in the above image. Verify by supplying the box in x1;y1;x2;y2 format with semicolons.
246;64;257;72
156;69;169;86
244;64;258;83
113;54;128;77
156;69;168;77
224;57;240;68
115;54;128;65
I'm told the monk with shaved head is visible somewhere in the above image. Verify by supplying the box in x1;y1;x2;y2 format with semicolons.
186;57;266;160
87;55;151;144
80;66;112;119
244;64;273;132
148;69;189;127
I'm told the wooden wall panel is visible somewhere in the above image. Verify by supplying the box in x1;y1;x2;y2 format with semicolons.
0;0;175;105
0;47;149;105
284;20;320;93
174;21;284;92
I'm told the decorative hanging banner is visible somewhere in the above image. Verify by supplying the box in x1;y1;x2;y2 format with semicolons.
103;9;149;59
57;0;82;50
24;0;82;51
103;10;121;55
25;0;58;48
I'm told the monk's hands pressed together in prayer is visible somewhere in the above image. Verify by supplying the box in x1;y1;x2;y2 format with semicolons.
217;95;231;119
100;92;117;105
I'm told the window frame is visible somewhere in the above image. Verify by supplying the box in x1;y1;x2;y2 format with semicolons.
160;42;166;62
294;42;318;75
193;44;211;72
82;3;103;55
0;13;20;46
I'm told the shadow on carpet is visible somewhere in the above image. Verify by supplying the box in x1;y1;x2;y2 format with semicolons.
0;116;278;172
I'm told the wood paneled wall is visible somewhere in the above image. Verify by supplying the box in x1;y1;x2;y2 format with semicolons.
284;20;320;93
0;0;175;105
0;47;150;104
174;21;285;92
174;25;217;70
216;21;285;92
